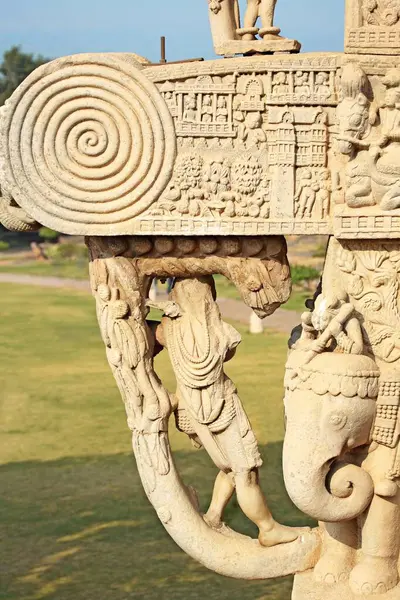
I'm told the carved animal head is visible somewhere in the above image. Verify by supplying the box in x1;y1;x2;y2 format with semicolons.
283;351;379;522
336;95;371;155
336;63;373;155
311;294;342;332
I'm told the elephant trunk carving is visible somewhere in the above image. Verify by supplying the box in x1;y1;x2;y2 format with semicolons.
283;351;379;523
283;445;374;523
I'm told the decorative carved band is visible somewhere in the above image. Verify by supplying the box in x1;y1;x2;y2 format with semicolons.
85;235;291;317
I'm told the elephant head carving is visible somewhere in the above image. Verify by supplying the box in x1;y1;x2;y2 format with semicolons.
283;350;379;523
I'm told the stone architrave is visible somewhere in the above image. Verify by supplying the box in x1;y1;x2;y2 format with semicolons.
1;2;400;600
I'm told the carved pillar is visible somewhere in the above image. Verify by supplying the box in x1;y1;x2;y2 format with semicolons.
289;237;400;599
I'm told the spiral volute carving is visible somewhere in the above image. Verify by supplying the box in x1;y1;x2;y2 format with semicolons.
0;54;176;234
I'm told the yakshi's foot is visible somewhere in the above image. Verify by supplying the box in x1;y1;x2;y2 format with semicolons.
203;510;223;530
258;521;305;548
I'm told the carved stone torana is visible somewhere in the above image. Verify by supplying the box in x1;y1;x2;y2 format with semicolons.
2;2;400;600
1;38;400;240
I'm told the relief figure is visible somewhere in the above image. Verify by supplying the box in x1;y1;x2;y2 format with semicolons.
337;63;400;211
157;277;301;547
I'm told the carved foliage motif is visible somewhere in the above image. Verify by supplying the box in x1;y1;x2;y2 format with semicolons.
88;246;172;495
335;241;400;363
362;0;400;27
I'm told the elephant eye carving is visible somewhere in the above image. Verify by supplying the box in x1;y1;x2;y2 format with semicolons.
329;413;348;431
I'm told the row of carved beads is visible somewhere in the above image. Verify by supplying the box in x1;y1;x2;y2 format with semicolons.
89;235;285;260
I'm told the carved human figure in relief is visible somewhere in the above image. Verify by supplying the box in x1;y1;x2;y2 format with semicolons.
300;294;364;360
316;169;331;219
294;71;311;99
183;94;197;122
315;72;331;100
239;112;267;148
157;277;300;547
201;94;214;122
272;72;288;96
216;96;228;122
294;170;319;219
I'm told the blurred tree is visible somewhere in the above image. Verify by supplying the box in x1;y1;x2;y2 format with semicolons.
0;46;49;106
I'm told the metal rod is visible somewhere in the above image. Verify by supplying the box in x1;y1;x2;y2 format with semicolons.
160;36;167;64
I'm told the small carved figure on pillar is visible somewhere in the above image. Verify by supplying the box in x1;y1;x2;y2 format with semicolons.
183;94;197;123
201;94;214;122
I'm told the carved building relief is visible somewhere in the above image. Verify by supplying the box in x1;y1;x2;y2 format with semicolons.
146;56;337;233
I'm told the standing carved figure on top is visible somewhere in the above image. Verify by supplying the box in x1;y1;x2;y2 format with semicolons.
207;0;301;55
238;0;279;40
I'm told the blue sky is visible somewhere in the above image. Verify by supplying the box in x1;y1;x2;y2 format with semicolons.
0;0;345;63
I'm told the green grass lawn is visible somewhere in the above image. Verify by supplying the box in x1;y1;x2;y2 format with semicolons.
0;283;313;600
0;260;89;280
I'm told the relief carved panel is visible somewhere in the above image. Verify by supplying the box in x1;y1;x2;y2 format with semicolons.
346;0;400;54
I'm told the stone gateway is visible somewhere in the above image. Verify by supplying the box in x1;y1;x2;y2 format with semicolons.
1;1;400;598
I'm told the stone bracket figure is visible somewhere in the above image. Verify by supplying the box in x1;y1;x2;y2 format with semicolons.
1;2;400;599
155;275;302;547
85;234;320;581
